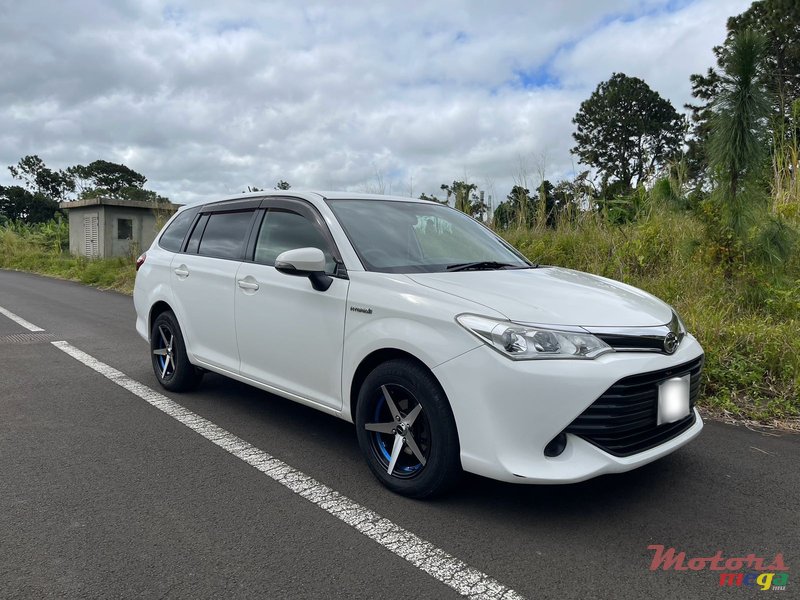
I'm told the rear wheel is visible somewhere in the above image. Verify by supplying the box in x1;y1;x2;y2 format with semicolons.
150;310;203;392
355;359;461;498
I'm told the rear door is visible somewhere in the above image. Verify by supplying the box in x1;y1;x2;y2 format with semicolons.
170;201;258;373
234;198;349;410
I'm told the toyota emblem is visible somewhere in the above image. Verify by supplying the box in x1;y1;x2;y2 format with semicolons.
664;332;679;354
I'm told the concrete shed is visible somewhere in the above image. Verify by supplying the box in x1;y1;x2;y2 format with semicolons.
59;198;180;258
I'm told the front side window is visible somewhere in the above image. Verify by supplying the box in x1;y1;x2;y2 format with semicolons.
327;199;530;273
254;209;335;273
197;210;254;260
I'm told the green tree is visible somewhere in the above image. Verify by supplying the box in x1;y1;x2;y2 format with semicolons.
706;30;778;268
493;179;577;229
687;0;800;192
0;185;29;221
68;160;152;200
68;160;171;203
533;180;563;228
491;200;515;229
493;182;562;228
571;73;685;194
5;155;168;215
69;160;147;193
0;185;60;223
77;185;168;203
418;192;446;204
275;180;291;190
710;31;771;220
8;155;74;201
552;171;595;217
506;185;533;227
440;181;487;219
685;68;722;187
726;0;800;124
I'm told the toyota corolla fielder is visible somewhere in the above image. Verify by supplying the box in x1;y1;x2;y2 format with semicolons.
134;191;704;497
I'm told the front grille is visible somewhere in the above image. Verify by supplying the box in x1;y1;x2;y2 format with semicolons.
565;355;704;457
593;333;667;352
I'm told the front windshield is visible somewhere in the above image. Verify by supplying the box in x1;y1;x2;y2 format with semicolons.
327;199;531;273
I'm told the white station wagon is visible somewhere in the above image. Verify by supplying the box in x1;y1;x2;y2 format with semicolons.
134;191;704;497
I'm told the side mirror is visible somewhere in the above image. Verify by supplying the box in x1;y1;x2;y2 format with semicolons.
274;247;333;291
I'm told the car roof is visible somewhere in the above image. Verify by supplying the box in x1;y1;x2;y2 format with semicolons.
316;191;429;202
179;190;435;210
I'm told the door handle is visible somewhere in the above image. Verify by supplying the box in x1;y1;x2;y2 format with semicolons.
174;266;189;278
237;279;259;291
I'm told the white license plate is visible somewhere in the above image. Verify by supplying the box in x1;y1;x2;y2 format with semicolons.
657;374;691;425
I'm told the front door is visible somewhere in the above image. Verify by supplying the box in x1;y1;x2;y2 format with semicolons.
235;200;349;410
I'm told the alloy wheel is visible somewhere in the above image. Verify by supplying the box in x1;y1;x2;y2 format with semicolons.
152;323;176;380
364;384;431;478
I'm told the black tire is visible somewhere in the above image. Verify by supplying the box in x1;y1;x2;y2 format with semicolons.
355;359;461;498
150;310;203;392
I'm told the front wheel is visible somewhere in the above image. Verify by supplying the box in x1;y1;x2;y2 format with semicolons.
355;359;461;498
150;310;203;392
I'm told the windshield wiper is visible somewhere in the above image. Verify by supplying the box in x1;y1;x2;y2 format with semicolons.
445;261;522;272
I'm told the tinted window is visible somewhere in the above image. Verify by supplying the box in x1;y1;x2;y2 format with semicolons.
184;214;208;254
159;208;198;252
198;211;254;260
327;200;529;273
254;209;334;272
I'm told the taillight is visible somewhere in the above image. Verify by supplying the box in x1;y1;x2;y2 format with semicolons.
135;253;147;271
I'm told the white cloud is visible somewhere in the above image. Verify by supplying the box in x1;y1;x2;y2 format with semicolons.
552;0;752;106
0;0;752;204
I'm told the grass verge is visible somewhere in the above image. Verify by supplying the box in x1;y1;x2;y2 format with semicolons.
0;226;136;294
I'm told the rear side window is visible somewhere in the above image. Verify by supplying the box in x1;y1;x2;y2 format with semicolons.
198;211;254;260
158;208;198;252
184;214;208;254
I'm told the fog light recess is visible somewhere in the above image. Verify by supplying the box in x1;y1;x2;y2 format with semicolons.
544;432;567;457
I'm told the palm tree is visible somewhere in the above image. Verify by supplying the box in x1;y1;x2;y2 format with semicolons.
708;30;771;237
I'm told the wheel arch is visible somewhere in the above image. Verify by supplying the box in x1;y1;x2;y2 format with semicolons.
348;348;443;423
149;300;174;336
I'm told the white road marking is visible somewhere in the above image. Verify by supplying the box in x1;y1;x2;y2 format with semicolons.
50;340;526;600
0;305;45;332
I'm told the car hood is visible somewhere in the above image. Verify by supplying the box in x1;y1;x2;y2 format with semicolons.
407;267;673;327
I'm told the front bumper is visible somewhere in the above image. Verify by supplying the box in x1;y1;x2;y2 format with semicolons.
432;334;705;484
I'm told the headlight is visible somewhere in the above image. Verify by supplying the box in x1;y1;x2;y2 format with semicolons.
456;314;613;360
670;308;687;335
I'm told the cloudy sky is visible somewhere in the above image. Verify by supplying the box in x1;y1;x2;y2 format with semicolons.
0;0;751;205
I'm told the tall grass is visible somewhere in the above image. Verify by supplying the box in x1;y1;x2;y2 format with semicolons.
0;220;136;293
772;99;800;221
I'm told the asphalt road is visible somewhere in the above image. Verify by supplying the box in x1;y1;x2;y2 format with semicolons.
1;269;797;599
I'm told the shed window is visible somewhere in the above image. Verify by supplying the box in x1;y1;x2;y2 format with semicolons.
118;219;133;240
